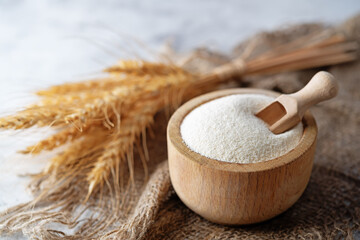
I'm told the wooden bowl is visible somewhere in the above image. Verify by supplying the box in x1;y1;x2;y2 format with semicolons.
167;88;317;225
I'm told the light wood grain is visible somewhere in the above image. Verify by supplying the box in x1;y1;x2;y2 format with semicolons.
167;88;317;225
256;71;337;134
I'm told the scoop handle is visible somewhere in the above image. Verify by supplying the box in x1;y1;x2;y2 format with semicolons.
289;71;338;116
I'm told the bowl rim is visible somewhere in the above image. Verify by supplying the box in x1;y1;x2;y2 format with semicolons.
167;88;318;173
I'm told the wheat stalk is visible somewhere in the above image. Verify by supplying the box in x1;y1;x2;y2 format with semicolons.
0;32;357;199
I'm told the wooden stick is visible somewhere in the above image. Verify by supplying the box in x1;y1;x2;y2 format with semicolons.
246;41;358;72
251;53;357;75
253;33;344;61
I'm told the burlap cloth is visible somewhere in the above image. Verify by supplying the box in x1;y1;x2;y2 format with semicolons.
117;15;360;240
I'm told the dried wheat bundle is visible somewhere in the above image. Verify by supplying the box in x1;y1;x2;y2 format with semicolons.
0;31;357;238
0;33;357;196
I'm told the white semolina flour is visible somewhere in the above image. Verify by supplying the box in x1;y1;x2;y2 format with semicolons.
180;94;303;163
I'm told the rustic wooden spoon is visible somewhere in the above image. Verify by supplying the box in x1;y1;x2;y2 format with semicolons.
256;71;338;134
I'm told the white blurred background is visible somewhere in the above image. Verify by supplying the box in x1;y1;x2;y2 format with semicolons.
0;1;359;239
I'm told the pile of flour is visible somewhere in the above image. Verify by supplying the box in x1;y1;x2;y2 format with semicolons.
180;94;303;163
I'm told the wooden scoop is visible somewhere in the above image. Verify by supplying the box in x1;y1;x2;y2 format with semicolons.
256;71;338;134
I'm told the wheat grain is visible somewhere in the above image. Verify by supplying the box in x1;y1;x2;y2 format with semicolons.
0;34;357;201
20;124;102;154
